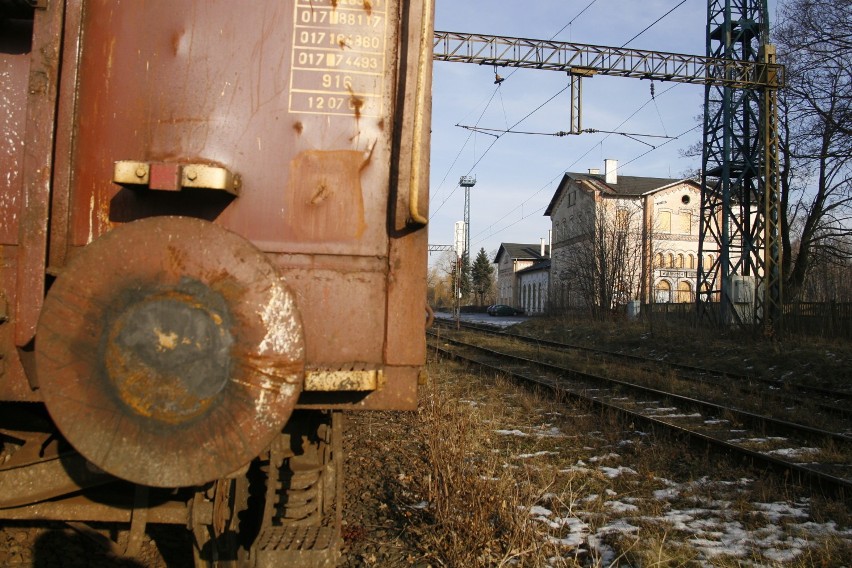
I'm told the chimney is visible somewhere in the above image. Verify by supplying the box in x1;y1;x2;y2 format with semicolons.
605;159;618;184
588;168;600;175
540;238;545;257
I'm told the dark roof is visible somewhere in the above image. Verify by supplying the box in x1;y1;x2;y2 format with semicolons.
544;172;699;216
494;243;546;264
516;259;551;275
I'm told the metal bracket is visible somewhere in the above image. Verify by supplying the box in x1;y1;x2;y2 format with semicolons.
113;161;241;195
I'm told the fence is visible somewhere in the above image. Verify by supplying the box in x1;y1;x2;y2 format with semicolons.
782;302;852;338
639;301;852;338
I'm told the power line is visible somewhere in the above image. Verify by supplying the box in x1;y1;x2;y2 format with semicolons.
432;1;603;219
456;124;676;142
434;0;694;248
429;87;502;219
467;87;699;250
499;0;601;83
620;0;688;47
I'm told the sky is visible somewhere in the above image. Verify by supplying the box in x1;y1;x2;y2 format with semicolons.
427;0;779;264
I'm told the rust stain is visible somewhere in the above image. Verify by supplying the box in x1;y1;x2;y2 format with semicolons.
171;31;182;56
310;183;331;205
166;245;188;273
347;86;364;120
293;121;304;135
284;150;367;242
104;337;216;425
363;1;373;15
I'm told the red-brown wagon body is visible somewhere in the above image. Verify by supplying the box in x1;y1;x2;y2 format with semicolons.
0;0;433;564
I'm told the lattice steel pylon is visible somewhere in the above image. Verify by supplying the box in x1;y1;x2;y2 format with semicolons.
697;0;782;331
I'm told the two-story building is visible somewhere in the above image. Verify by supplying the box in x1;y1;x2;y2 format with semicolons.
545;159;704;310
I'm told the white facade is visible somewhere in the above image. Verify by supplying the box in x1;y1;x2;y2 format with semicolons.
646;184;703;304
546;162;704;309
516;264;550;314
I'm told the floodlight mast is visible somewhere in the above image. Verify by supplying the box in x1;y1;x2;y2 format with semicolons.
453;176;476;323
459;175;476;271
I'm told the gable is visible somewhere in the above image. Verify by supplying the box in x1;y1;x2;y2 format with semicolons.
494;243;544;264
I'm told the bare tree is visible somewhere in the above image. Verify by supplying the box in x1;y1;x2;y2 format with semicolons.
427;264;454;308
562;199;644;318
776;0;852;301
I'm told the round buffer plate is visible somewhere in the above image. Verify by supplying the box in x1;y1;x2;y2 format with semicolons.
36;216;305;487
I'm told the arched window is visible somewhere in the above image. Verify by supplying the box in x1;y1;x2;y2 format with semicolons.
677;254;684;268
655;253;663;268
667;253;675;268
677;280;692;303
655;280;672;303
538;283;543;312
688;254;695;269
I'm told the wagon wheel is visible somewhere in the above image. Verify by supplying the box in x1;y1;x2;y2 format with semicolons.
191;458;266;568
192;411;343;567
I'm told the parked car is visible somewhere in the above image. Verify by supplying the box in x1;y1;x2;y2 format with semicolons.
489;304;523;316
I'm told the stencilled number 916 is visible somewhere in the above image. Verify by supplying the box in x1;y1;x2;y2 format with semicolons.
322;74;353;89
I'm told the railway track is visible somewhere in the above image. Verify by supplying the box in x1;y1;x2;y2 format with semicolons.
435;319;852;427
428;326;852;501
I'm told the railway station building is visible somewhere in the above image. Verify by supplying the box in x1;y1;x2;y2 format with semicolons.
493;242;550;312
545;159;703;312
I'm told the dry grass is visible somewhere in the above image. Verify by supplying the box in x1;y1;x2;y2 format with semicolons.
403;354;852;567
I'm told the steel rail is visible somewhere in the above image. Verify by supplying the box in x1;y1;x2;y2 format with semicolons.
428;331;852;500
436;319;852;408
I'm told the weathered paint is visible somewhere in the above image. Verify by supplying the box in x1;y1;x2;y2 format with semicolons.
3;0;433;508
35;217;305;487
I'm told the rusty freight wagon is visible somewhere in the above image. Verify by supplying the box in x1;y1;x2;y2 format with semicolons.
0;0;433;564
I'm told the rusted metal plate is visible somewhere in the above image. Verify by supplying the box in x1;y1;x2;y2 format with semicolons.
36;0;433;415
269;255;386;365
67;0;396;256
13;0;64;346
0;19;30;245
36;216;305;487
